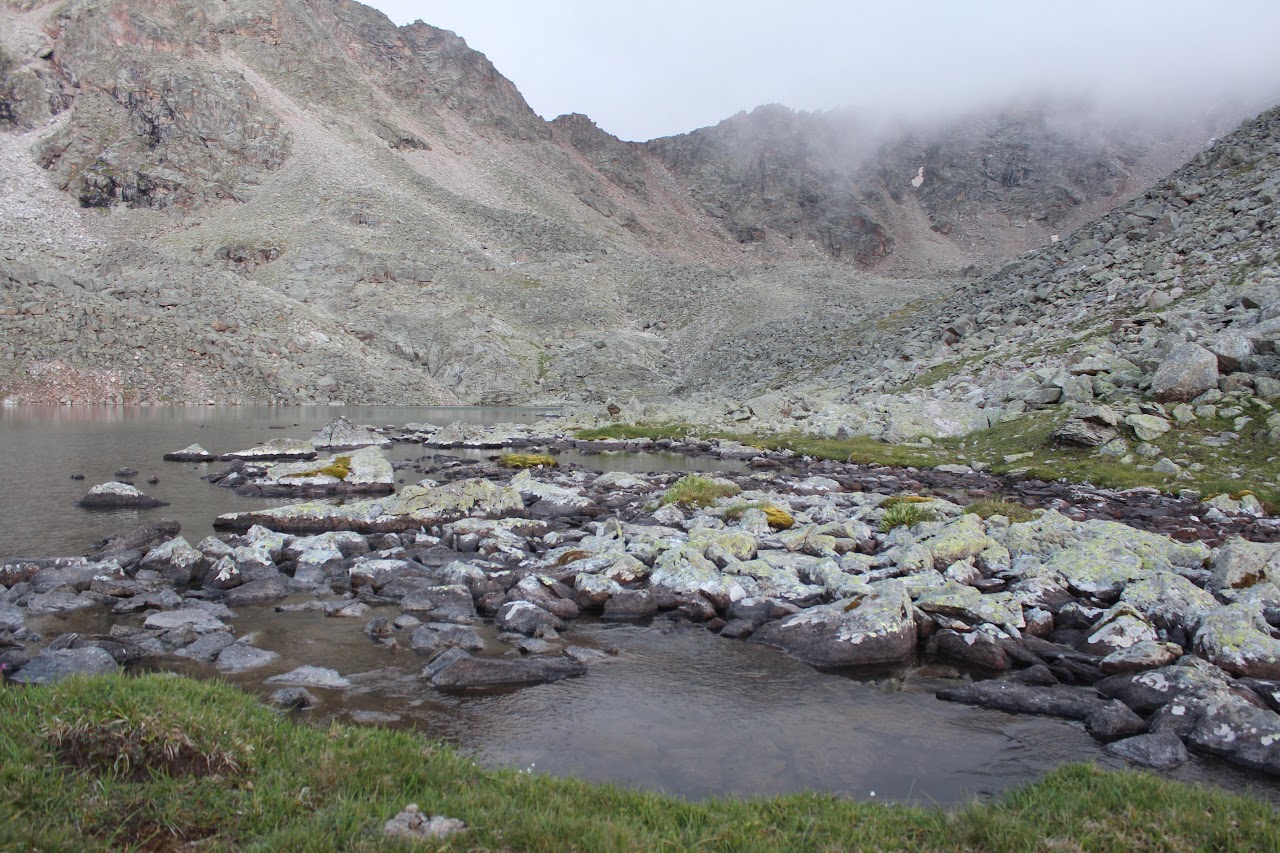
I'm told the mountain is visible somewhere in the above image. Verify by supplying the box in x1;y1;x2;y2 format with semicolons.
0;0;1255;405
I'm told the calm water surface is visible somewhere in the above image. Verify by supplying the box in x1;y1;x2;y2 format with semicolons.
0;405;743;559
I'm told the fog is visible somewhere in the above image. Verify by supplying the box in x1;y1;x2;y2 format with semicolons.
371;0;1280;142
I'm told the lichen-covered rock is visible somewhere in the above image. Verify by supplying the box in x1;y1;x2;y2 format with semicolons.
75;481;168;509
137;536;203;585
1186;694;1280;774
690;527;758;562
1208;538;1280;594
924;513;999;568
649;545;738;605
222;438;317;461
509;470;591;516
752;580;916;667
1105;732;1189;768
914;581;1024;628
1078;604;1158;656
1119;572;1218;635
574;573;622;607
399;585;477;624
265;666;352;689
1100;641;1183;675
1193;602;1280;679
253;445;393;495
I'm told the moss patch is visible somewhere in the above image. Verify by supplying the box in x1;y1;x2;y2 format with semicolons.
499;452;557;469
281;454;352;481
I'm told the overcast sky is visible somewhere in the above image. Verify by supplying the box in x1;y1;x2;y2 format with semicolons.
369;1;1280;142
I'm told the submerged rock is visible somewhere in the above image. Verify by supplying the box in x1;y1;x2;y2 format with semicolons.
421;646;586;688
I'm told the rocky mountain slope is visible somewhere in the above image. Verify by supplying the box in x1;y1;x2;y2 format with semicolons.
659;103;1279;486
0;0;1256;405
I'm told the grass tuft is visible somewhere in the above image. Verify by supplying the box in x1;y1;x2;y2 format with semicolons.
44;714;241;782
965;497;1036;523
661;474;742;508
880;502;937;532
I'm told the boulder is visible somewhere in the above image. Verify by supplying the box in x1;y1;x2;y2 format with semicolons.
494;601;564;636
753;581;916;667
1193;602;1280;679
138;536;203;585
1149;343;1220;402
312;417;390;452
215;642;280;673
247;446;394;495
75;482;168;509
1105;732;1190;768
163;444;216;462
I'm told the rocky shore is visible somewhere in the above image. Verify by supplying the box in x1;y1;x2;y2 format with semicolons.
5;418;1280;786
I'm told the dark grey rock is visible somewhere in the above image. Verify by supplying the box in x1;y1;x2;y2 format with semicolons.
11;646;118;684
1085;700;1148;742
494;600;564;636
421;646;586;688
1105;732;1190;768
222;576;290;605
937;680;1107;720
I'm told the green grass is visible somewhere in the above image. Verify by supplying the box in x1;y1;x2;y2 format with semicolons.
576;423;694;441
661;474;742;508
499;452;557;469
1;674;1277;851
579;407;1280;512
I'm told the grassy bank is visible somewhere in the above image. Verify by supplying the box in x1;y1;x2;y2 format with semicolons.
1;674;1276;850
576;411;1280;512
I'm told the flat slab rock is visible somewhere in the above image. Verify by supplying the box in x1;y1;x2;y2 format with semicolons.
421;646;586;689
76;481;168;509
937;680;1108;720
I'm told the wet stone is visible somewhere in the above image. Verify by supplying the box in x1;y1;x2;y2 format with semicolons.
1105;732;1190;769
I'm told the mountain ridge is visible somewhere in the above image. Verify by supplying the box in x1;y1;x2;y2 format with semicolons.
0;0;1266;405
